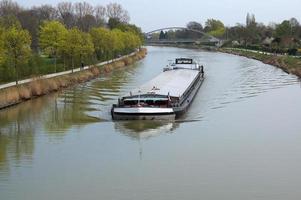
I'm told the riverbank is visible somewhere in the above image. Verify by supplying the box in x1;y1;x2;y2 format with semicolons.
219;48;301;78
0;48;147;110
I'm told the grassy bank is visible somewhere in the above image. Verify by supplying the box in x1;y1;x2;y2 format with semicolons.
219;48;301;78
0;48;147;110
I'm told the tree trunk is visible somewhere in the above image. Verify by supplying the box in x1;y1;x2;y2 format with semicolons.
63;56;66;71
71;57;74;73
54;54;57;73
14;56;18;85
15;63;18;85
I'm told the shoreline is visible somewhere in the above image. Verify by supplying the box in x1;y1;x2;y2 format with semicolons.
149;44;301;78
0;48;147;110
218;48;301;78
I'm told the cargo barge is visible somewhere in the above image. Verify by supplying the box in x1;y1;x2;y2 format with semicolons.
111;58;204;120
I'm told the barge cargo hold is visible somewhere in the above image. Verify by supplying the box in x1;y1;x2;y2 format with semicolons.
111;58;204;120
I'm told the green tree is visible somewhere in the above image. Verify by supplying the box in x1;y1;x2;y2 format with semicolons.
204;19;225;38
0;27;5;64
39;20;68;72
61;28;81;72
3;26;31;84
112;29;125;56
159;30;166;40
61;28;94;72
78;31;94;65
90;27;113;60
275;20;292;38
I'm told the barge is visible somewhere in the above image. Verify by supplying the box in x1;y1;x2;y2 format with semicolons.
111;58;204;120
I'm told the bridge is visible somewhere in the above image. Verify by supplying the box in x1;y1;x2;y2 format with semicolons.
145;27;223;47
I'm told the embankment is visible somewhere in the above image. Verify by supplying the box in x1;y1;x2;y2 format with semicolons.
0;48;147;110
219;48;301;78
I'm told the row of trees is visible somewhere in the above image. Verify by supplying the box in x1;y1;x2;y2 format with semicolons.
40;21;142;72
0;0;143;84
0;0;132;51
155;15;301;53
225;14;301;52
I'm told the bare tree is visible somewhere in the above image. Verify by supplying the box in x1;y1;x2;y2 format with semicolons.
81;14;97;32
0;0;21;17
34;4;58;21
17;9;39;51
106;3;130;23
94;5;106;26
74;2;94;31
57;1;75;28
74;1;94;18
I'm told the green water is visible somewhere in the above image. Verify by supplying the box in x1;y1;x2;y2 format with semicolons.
1;46;301;200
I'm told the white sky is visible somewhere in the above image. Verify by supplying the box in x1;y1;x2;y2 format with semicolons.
16;0;301;32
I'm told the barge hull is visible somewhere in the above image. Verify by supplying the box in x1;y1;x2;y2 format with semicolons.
111;107;176;120
112;113;176;120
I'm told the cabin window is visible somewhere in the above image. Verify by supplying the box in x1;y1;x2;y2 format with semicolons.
124;100;138;105
146;100;154;105
155;100;168;106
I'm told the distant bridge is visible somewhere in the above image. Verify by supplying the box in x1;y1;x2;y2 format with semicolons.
145;27;223;47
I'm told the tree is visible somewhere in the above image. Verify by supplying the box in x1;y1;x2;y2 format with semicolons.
39;20;68;72
159;30;165;40
106;3;129;23
0;27;5;64
244;13;260;45
61;28;94;72
90;27;112;60
94;5;106;26
204;19;225;38
74;1;94;31
34;4;57;22
57;1;75;28
0;0;20;17
246;13;256;27
108;17;121;29
275;20;292;38
3;26;31;84
78;31;94;65
17;9;40;51
61;28;80;72
111;29;125;56
289;18;300;38
187;21;203;31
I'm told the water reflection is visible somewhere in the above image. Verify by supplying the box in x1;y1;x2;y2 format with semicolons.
44;90;101;134
0;95;53;177
114;120;180;140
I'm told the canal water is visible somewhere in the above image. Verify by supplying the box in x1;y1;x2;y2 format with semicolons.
1;46;301;200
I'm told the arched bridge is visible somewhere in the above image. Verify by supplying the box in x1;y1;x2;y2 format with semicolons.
145;27;222;47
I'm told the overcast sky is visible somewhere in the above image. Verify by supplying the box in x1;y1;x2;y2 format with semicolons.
16;0;301;32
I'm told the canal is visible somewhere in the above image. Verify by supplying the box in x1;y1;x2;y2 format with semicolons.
1;46;301;200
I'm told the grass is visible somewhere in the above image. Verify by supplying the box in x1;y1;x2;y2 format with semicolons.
221;48;301;78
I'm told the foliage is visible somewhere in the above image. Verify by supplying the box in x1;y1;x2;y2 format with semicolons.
187;21;203;31
275;20;292;38
2;26;31;84
39;20;68;72
0;0;143;84
60;27;93;71
204;19;225;38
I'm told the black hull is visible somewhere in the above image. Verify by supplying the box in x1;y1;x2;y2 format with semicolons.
173;75;204;118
